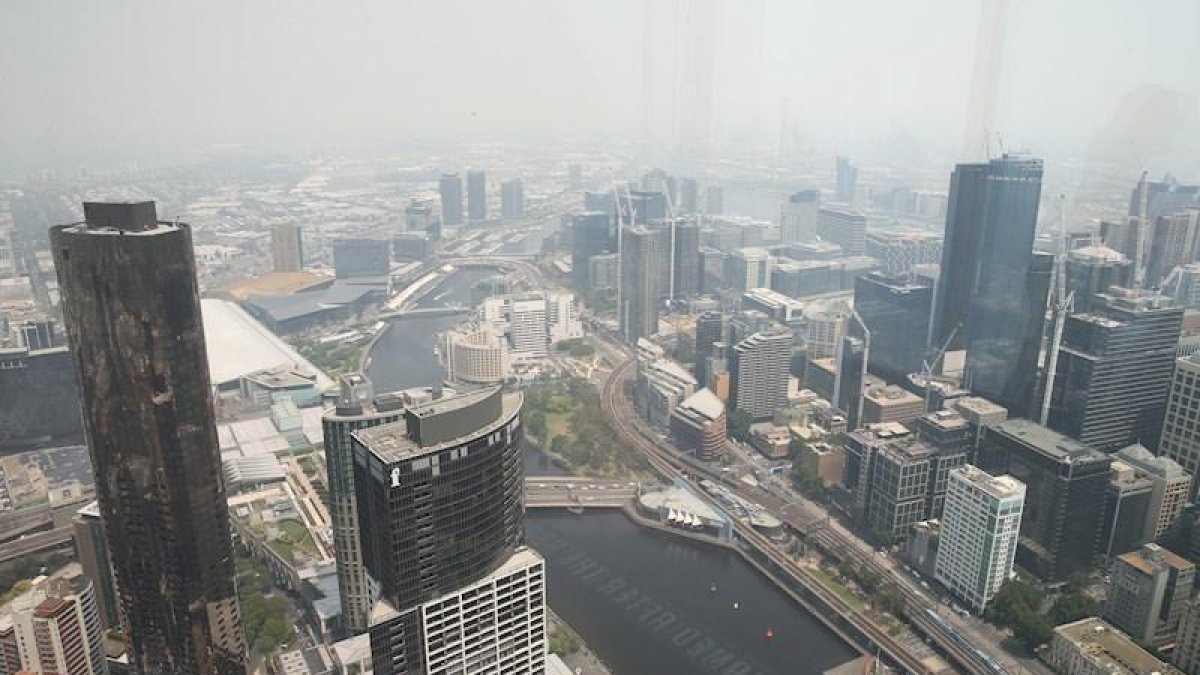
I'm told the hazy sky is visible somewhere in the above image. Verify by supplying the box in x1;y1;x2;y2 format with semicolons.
2;0;1198;177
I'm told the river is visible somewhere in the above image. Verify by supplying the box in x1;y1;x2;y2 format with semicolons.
367;267;858;675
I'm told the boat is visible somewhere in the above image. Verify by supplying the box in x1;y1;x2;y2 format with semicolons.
766;628;774;639
733;602;740;610
710;584;717;593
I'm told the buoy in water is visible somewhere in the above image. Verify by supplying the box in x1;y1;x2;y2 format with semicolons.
733;602;740;610
710;584;717;593
766;628;775;639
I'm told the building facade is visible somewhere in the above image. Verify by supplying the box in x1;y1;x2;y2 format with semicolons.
780;190;819;243
816;206;867;256
0;566;108;675
438;173;463;226
1050;617;1181;675
934;465;1025;614
466;169;487;222
1159;353;1200;498
52;202;246;674
321;375;407;635
1104;543;1194;647
729;330;792;420
669;388;727;461
620;226;667;344
570;211;611;288
271;222;304;272
501;178;525;219
853;272;933;384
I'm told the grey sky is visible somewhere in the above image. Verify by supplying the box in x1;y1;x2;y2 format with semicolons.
2;0;1197;176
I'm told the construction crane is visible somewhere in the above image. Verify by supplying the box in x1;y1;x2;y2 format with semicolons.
1133;170;1151;290
612;181;635;342
1038;194;1074;425
919;322;961;412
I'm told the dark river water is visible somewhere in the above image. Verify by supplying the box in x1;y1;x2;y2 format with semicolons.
367;267;857;675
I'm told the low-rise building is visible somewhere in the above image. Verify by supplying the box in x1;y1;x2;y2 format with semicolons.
669;388;727;461
240;365;322;408
749;423;792;459
1104;543;1195;648
861;385;925;426
1050;617;1181;675
796;441;846;486
442;323;511;384
636;357;698;427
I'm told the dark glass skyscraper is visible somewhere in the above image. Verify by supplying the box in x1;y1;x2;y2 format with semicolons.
853;271;933;385
672;218;701;298
1047;289;1182;451
620;226;667;343
52;202;246;675
439;173;463;226
693;311;727;387
933;154;1048;416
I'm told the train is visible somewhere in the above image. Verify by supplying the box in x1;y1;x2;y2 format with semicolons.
922;608;1009;675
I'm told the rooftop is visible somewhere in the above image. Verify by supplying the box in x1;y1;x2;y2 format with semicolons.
676;388;725;421
992;419;1107;464
200;298;334;390
355;389;518;462
952;465;1025;499
1118;543;1194;575
1054;617;1179;675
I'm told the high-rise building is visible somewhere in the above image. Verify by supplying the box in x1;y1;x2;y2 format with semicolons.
501;178;525;219
780;190;819;243
333;238;391;279
466;169;487;222
1116;444;1191;543
705;185;724;215
72;502;119;631
620;226;667;344
680;178;699;214
570;211;611;288
1051;617;1178;675
673;218;701;297
724;247;771;291
587;253;619;291
834;334;868;431
836;156;858;204
404;201;434;232
321;375;407;635
1103;461;1154;558
934;465;1025;614
1159;353;1200;497
817;206;867;256
1175;598;1200;673
1065;245;1132;313
853;272;933;384
439;173;463;226
442;323;510;384
270;222;304;272
0;565;108;675
669;388;727;461
693;311;727;387
1147;210;1200;289
977;419;1111;581
1104;543;1195;647
1047;289;1182;451
51;201;247;674
626;190;667;224
353;388;543;675
930;156;1047;417
729;330;792;420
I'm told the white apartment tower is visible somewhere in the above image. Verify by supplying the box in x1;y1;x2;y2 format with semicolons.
479;291;583;361
934;465;1025;614
0;565;108;675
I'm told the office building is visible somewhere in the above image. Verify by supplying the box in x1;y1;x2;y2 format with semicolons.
271;222;304;272
705;185;723;215
51;202;246;674
802;301;851;361
0;565;108;675
1162;351;1200;498
620;226;667;344
333;238;391;279
1065;245;1132;313
742;288;804;328
627;190;667;224
479;291;581;361
404;201;434;232
1116;444;1191;542
72;502;119;631
835;335;868;431
1175;599;1200;673
864;230;942;275
0;345;83;449
635;357;698;427
353;389;542;675
321;375;408;635
780;190;820;243
931;156;1047;417
693;311;727;387
1103;461;1154;558
934;465;1025;614
439;173;463;226
1047;289;1182;451
836;156;858;204
817;206;867;256
1147;210;1200;289
977;419;1111;581
698;246;726;293
680;178;699;214
1050;617;1181;675
669;388;727;461
1104;543;1194;647
861;385;925;426
466;169;487;222
729;330;793;420
587;253;619;291
570;211;611;287
673;218;701;297
853;272;933;384
725;247;771;291
501;178;525;219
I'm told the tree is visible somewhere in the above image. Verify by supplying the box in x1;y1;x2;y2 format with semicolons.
527;411;547;439
790;352;807;378
728;409;753;442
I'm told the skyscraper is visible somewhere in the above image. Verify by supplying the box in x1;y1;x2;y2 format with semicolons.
620;226;667;344
1064;244;1132;314
780;190;820;243
270;222;304;272
934;465;1025;614
72;501;119;631
1046;289;1182;451
853;271;933;385
52;201;246;675
694;311;727;387
570;211;611;288
1116;444;1191;543
501;177;525;219
0;565;108;675
353;388;543;674
1159;353;1200;497
322;374;407;635
836;156;858;203
729;330;792;420
725;247;771;291
680;178;699;214
1104;543;1195;647
439;173;463;226
467;169;487;222
673;218;701;297
932;155;1047;417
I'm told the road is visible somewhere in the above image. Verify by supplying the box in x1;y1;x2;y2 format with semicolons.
524;477;638;509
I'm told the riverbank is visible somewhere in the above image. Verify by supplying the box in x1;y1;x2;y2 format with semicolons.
548;608;615;675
